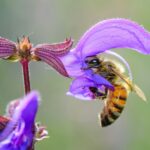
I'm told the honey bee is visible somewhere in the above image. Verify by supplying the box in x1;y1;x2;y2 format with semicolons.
84;55;146;127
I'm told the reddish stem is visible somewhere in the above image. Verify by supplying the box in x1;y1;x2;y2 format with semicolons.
20;59;31;94
21;59;34;149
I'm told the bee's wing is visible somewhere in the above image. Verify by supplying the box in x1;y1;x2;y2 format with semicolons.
132;84;147;102
111;68;147;102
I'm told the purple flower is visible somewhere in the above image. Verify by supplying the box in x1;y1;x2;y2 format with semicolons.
61;18;150;100
0;91;48;150
0;36;73;77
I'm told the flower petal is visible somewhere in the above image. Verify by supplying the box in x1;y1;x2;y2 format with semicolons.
0;37;16;58
68;76;96;100
68;73;113;100
60;50;84;77
18;91;39;129
87;72;113;90
0;91;40;149
35;50;69;77
75;18;150;58
34;38;73;57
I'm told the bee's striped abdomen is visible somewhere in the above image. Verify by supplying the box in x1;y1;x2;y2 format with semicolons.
100;84;128;127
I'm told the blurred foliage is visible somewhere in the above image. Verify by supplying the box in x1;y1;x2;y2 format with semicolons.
0;0;150;150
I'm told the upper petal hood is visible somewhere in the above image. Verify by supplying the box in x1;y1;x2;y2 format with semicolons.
75;18;150;58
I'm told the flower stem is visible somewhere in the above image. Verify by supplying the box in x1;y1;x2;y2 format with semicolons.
21;59;31;94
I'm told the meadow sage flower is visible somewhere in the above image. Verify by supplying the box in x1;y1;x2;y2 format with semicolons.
61;18;150;100
0;91;48;150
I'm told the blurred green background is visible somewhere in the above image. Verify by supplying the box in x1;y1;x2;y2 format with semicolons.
0;0;150;150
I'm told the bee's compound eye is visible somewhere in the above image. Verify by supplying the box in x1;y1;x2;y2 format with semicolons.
91;59;100;65
85;57;100;68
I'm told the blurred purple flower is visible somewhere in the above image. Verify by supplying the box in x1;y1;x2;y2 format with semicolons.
61;18;150;100
0;91;48;150
0;36;73;77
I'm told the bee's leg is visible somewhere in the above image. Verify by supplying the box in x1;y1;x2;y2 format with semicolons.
100;88;108;100
95;88;108;100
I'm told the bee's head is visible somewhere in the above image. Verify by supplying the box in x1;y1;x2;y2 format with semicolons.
84;56;101;69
